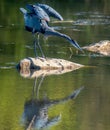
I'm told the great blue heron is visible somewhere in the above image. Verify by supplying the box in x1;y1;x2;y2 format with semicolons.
20;3;83;57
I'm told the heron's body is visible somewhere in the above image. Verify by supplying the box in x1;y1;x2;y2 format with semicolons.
24;14;44;33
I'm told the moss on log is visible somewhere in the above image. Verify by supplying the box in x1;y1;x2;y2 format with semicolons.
17;57;84;78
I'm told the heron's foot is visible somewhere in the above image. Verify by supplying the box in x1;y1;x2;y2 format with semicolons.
39;57;46;62
42;54;46;59
35;56;39;59
35;55;46;61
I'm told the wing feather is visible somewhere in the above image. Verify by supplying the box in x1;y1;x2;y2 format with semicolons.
37;3;63;21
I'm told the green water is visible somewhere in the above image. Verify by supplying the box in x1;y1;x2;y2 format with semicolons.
0;0;110;130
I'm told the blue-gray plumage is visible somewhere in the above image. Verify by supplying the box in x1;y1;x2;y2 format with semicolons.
20;4;83;57
36;3;63;21
26;4;50;22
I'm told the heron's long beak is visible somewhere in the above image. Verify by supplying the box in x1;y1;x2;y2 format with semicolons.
70;39;84;53
20;8;27;14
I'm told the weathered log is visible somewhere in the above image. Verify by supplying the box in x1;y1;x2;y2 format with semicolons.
17;57;84;78
83;40;110;56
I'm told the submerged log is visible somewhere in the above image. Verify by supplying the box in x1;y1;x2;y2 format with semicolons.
17;57;84;78
83;40;110;56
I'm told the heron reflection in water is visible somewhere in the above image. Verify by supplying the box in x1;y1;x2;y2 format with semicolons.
21;75;84;130
20;3;83;57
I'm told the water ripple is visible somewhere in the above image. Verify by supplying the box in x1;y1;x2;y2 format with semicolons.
6;62;17;65
0;66;15;69
0;25;4;28
73;11;110;25
25;45;33;49
73;19;110;25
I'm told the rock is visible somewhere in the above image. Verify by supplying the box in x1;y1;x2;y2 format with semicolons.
17;57;84;78
83;40;110;56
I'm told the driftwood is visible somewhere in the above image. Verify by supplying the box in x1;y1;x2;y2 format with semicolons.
83;40;110;56
17;57;84;78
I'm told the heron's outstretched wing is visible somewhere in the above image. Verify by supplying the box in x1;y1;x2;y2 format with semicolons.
36;3;63;21
26;4;50;22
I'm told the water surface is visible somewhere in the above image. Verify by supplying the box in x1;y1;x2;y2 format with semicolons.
0;0;110;130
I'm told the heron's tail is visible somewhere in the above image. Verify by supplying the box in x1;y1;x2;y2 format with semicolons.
45;29;83;52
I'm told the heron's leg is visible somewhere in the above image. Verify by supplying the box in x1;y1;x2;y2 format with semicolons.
37;34;45;58
33;34;38;58
32;75;45;99
32;77;38;98
34;40;38;58
36;75;45;100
